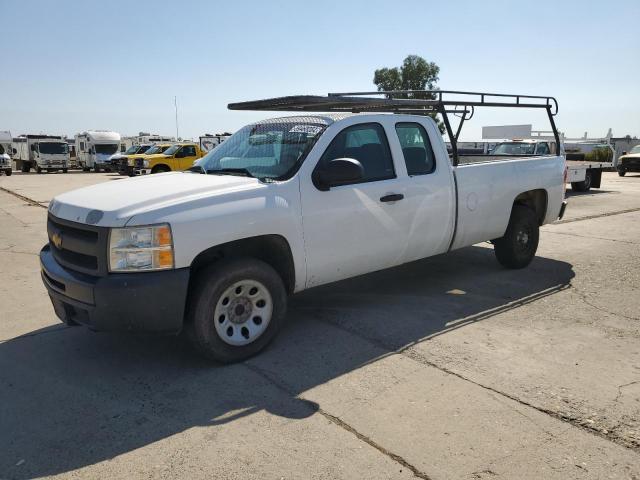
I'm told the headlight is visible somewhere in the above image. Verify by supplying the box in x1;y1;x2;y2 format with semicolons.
108;224;174;272
143;160;149;168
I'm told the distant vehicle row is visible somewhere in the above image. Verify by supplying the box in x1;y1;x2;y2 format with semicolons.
1;131;231;175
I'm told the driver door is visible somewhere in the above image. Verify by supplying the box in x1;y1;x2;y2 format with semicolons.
299;121;410;288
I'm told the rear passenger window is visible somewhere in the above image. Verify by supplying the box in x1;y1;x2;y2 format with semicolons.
319;123;395;183
395;123;436;175
537;143;550;155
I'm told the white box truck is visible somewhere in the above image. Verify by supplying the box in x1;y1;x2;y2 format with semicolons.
14;135;70;173
0;130;13;176
75;130;121;172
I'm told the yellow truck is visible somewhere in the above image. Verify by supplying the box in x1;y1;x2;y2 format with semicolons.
121;143;174;176
130;142;206;175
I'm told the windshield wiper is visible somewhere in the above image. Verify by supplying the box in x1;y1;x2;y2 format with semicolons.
207;168;255;178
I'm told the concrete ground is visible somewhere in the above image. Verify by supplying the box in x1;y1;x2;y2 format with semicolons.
0;170;639;479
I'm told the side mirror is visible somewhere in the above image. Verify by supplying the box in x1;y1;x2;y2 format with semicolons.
313;158;364;191
622;151;628;156
12;148;17;155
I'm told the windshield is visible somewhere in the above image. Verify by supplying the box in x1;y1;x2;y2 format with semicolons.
39;142;69;155
124;145;139;154
198;121;326;179
163;145;180;156
95;143;119;155
630;145;640;154
145;145;169;155
492;142;536;155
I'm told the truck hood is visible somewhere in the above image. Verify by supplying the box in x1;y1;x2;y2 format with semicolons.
49;172;261;227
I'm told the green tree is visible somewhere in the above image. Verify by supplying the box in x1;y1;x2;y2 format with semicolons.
373;55;444;132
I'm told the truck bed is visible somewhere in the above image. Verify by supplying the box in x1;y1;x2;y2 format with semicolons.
451;155;565;251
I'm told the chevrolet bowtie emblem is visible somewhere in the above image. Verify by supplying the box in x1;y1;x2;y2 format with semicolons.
51;231;63;249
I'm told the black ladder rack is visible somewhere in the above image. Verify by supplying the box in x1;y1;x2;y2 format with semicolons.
228;90;560;165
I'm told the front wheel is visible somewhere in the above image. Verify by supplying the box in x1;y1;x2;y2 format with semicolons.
62;168;68;173
494;205;539;269
186;258;287;363
5;170;11;176
618;169;626;177
36;167;43;174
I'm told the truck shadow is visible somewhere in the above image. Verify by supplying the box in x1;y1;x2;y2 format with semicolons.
0;245;574;479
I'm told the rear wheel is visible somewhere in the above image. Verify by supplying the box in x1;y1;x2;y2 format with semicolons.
62;168;68;173
21;164;30;173
618;168;626;177
494;205;539;269
5;170;11;176
571;170;592;192
186;258;288;363
36;166;43;174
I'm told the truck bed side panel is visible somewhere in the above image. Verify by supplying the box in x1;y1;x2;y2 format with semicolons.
451;156;564;250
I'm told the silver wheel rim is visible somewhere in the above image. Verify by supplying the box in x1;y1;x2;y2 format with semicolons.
213;279;273;346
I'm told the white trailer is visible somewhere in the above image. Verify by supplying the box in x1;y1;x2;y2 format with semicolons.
199;133;231;153
0;130;12;176
13;135;70;173
75;130;121;172
483;125;617;192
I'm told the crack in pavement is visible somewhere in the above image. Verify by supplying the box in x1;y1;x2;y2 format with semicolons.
555;206;640;224
0;186;48;209
544;230;639;245
307;313;640;453
242;361;433;480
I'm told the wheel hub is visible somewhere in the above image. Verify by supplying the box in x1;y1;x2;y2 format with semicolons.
213;279;274;346
228;297;252;324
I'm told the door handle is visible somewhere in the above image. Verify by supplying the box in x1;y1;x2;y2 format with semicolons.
380;193;404;203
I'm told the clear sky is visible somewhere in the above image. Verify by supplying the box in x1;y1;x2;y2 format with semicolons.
2;0;638;141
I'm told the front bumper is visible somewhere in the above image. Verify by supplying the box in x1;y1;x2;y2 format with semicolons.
619;158;640;172
40;244;190;333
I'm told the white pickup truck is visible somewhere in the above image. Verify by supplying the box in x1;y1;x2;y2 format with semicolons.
40;91;566;362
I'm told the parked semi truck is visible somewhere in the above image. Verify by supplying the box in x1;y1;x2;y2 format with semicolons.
40;90;566;362
75;130;121;172
14;135;69;173
0;130;12;176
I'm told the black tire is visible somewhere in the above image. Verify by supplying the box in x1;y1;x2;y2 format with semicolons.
494;205;539;269
83;167;90;172
94;165;100;173
186;258;288;363
151;164;170;174
21;164;30;173
62;168;68;173
571;170;592;192
5;170;11;176
618;169;626;177
36;167;43;174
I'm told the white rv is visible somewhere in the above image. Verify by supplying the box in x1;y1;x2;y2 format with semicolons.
0;130;12;176
14;135;70;173
75;130;121;172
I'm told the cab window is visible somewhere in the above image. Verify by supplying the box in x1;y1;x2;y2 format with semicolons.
182;145;196;156
395;122;436;175
537;142;550;155
319;123;395;184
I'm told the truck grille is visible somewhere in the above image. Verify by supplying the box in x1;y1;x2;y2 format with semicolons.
47;214;109;276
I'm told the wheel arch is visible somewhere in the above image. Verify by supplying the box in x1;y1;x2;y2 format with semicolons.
512;189;548;226
189;234;296;295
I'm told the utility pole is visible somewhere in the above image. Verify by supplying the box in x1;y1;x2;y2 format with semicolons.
174;96;179;140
